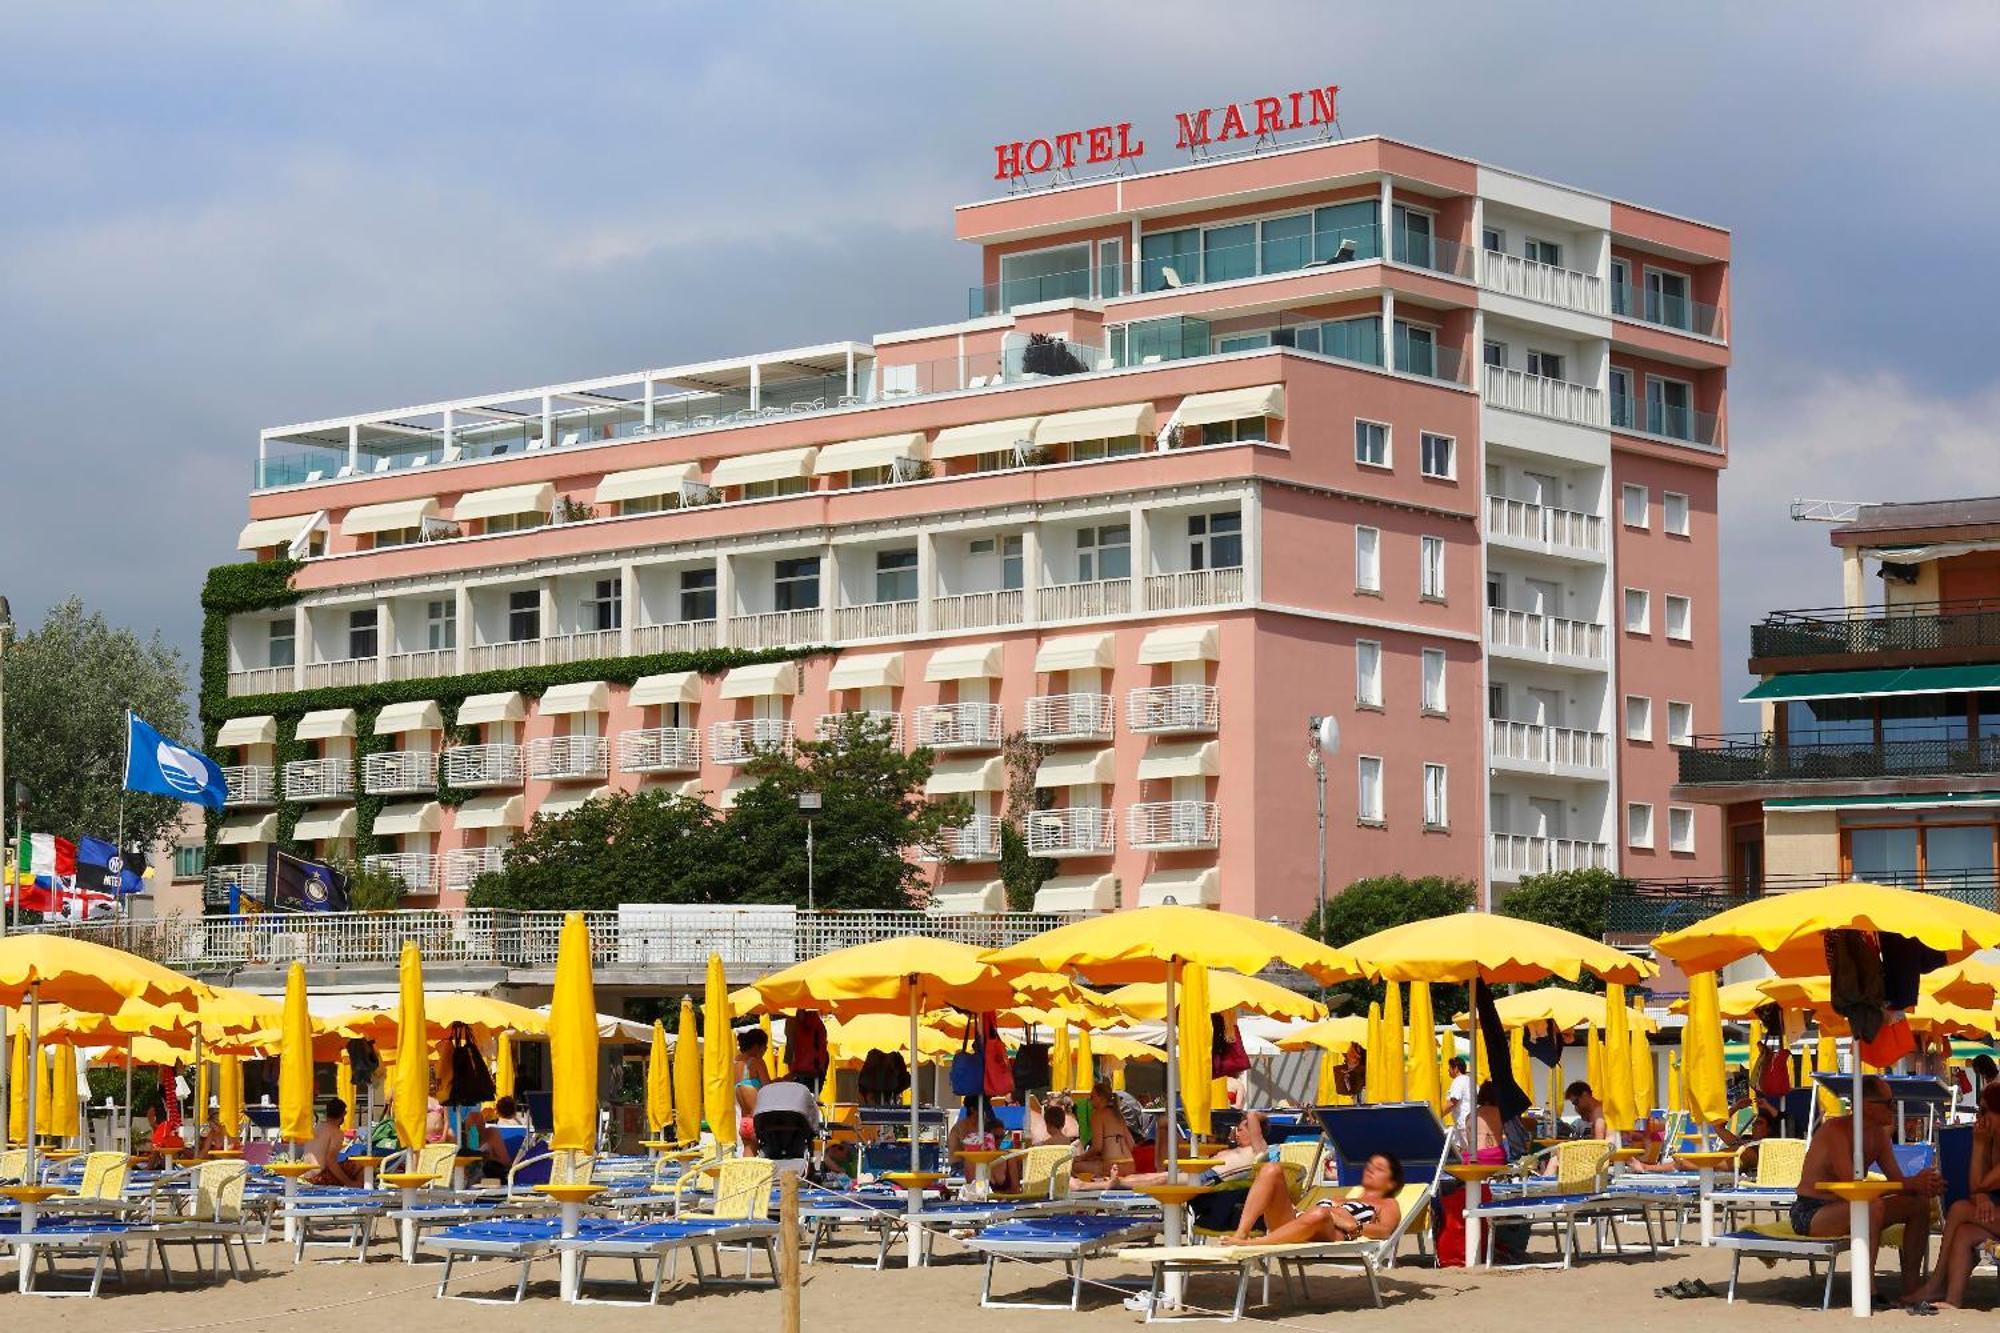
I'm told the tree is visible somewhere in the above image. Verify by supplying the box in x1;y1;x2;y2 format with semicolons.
1303;873;1477;1012
1497;867;1630;992
998;731;1055;910
466;789;731;911
341;861;409;912
4;598;191;855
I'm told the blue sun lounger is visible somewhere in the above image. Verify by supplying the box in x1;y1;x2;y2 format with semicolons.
428;1215;593;1303
0;1217;137;1297
556;1217;783;1305
962;1212;1162;1310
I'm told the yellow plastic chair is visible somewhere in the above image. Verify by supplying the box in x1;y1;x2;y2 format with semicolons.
0;1147;30;1184
1748;1138;1807;1188
1276;1139;1327;1190
77;1151;132;1202
677;1156;777;1283
149;1161;255;1283
988;1144;1075;1202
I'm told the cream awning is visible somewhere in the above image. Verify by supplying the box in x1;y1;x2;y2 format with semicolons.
1138;623;1220;664
373;801;442;837
594;463;701;506
925;642;1003;681
1035;750;1115;788
1035;633;1114;673
374;700;441;735
455;793;524;830
828;652;904;691
342;497;439;537
717;774;757;810
236;514;315;551
926;755;1004;795
216;715;277;748
293;807;356;843
296;708;356;741
931;417;1040;461
540;680;609;715
1137;867;1219;908
216;812;277;846
535;787;610;820
812;432;928;475
720;661;798;699
1033;873;1117;914
1174;384;1285;427
453;481;554;522
628;671;702;707
709;447;817;489
458;692;526;726
929;882;1006;915
1138;739;1220;781
1034;402;1154;446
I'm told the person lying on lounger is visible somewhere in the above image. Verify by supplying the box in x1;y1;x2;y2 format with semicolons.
1226;1151;1404;1246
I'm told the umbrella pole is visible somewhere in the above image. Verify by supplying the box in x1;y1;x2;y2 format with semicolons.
907;985;922;1269
1161;959;1185;1311
24;983;39;1183
0;1008;8;1150
1466;979;1484;1271
1850;1056;1869;1319
124;1040;134;1151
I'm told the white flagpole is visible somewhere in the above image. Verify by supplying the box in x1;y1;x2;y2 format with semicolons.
117;708;130;931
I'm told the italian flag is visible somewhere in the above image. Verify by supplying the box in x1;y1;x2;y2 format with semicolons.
8;834;76;912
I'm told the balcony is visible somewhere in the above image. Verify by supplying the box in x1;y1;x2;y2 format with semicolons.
1025;693;1116;744
300;657;379;689
729;609;825;650
204;863;266;911
1392;332;1468;385
815;710;903;750
465;639;546;673
1391;226;1474;279
526;735;611;782
1480;251;1605;315
1610;282;1723;339
443;847;507;892
831;600;918;641
927;815;1004;862
362;749;437;796
384;648;455;681
363;852;438;895
912;702;1004;750
1127;800;1220;851
1026;807;1117;857
1143;567;1245;612
1489;833;1609;881
968;267;1099;318
1610;873;2000;938
931;591;1024;632
1750;600;2000;669
545;628;623;665
1485;496;1605;561
220;765;275;807
1610;392;1721;447
442;743;525;789
282;757;353;802
1486;608;1607;667
1677;733;2000;787
711;718;793;765
1483;366;1606;428
1489;720;1609;777
618;726;701;774
1037;579;1131;622
1127;685;1219;735
226;665;292;697
633;620;720;654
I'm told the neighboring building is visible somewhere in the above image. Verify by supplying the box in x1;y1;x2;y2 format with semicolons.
1675;496;2000;894
217;133;1730;919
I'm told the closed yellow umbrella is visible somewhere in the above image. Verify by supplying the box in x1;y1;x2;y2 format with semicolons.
702;954;735;1147
392;941;427;1151
1363;1001;1384;1102
1631;1008;1656;1121
335;1050;355;1132
494;1032;516;1103
218;1054;244;1141
646;1020;673;1137
1315;1049;1340;1104
1050;1023;1072;1094
1383;983;1408;1101
1585;1025;1602;1096
195;1058;211;1136
1814;1035;1844;1116
1682;970;1729;1128
1509;1026;1531;1099
548;913;599;1153
1178;963;1212;1138
1073;1028;1094;1094
1668;1054;1683;1123
8;1032;25;1144
759;1014;783;1079
1407;982;1439;1111
672;997;701;1144
1602;983;1636;1133
50;1044;78;1142
33;1047;52;1136
278;961;314;1144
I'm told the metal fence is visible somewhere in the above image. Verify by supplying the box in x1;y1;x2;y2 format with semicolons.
1752;599;2000;660
1678;734;2000;785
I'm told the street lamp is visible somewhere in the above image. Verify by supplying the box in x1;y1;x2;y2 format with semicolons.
797;791;822;914
1305;715;1340;938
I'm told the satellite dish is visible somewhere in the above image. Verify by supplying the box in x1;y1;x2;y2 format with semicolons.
1313;715;1341;757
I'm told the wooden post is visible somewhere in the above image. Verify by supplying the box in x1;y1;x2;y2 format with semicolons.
780;1170;801;1333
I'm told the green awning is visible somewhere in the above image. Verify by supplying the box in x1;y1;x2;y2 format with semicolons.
1743;665;2000;703
1765;792;2000;813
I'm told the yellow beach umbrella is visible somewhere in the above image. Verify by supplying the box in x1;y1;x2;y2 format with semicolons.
494;1032;516;1103
278;961;314;1144
195;1058;212;1134
1050;1022;1072;1093
1177;963;1213;1138
672;997;701;1144
1348;914;1654;988
1655;881;2000;979
0;936;204;1012
1682;970;1729;1129
8;1031;26;1144
740;936;1022;1016
218;1055;244;1140
392;941;428;1151
1315;1048;1341;1104
50;1043;78;1143
1088;1034;1165;1064
826;1013;963;1065
1379;983;1406;1102
1364;1001;1384;1102
1602;983;1636;1132
702;954;735;1148
1461;987;1662;1033
1106;973;1326;1022
1929;959;2000;1009
1509;1026;1531;1098
1631;1010;1657;1119
335;1050;355;1132
761;1014;784;1078
1814;1035;1844;1116
548;913;599;1153
1074;1028;1095;1094
1585;1024;1602;1095
34;1048;52;1137
1275;1016;1370;1053
646;1020;673;1137
1407;982;1441;1112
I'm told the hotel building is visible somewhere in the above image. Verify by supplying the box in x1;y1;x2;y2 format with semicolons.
215;134;1731;920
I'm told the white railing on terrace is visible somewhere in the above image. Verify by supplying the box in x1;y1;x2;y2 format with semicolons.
442;743;525;788
730;609;826;650
1026;807;1117;857
832;601;918;641
442;847;507;890
618;726;701;774
1036;579;1131;622
710;718;793;764
204;863;267;910
1024;692;1116;743
282;757;353;802
1486;608;1607;663
526;734;611;781
465;640;545;673
816;710;902;749
1127;800;1220;849
226;665;292;697
633;620;719;654
1483;365;1606;428
1127;685;1219;734
1488;720;1609;772
300;657;380;689
363;852;439;893
926;815;1004;862
363;749;437;795
930;590;1025;632
912;702;1004;750
1489;833;1609;879
1479;250;1606;314
221;765;275;807
545;628;623;665
385;648;455;681
1143;567;1245;612
1484;496;1605;555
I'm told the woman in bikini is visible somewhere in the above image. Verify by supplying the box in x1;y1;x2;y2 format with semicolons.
1227;1150;1404;1246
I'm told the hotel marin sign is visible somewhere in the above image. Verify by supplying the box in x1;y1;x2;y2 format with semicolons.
992;84;1341;181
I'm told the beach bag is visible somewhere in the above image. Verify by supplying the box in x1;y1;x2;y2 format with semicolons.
1859;1014;1916;1070
981;1014;1014;1097
346;1038;380;1088
786;1010;829;1079
1212;1014;1251;1078
444;1021;495;1107
1012;1040;1051;1093
950;1027;986;1098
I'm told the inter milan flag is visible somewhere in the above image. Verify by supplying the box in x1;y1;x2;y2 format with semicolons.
76;837;146;895
265;848;350;913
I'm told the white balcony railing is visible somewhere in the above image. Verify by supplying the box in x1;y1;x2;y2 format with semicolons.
926;815;1004;862
220;765;275;807
362;749;437;796
544;628;623;665
442;743;525;788
1143;567;1245;612
363;852;439;894
1025;807;1117;857
831;600;918;641
1127;800;1220;850
730;609;826;650
1483;365;1606;428
1036;579;1132;622
442;847;507;891
912;702;1004;750
465;640;545;673
710;718;794;764
1488;720;1610;773
632;620;719;654
816;710;902;749
300;657;380;689
1484;495;1605;557
526;734;611;782
1489;833;1610;879
1486;608;1607;664
618;726;701;774
226;665;292;697
384;648;456;682
1479;250;1606;315
929;590;1025;632
1024;692;1116;743
1126;685;1219;734
281;757;353;802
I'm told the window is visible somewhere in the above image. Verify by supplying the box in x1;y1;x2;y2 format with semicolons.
1664;491;1691;536
346;607;378;660
1626;802;1655;850
1482;226;1505;253
1645;267;1692;329
1355;640;1383;708
485;511;546;534
425;599;456;651
1097;238;1124;300
1391;204;1433;266
1354;526;1381;593
846;465;894;489
507;589;540;643
583;577;622;632
1393;320;1436;377
1423;763;1448;830
1625;695;1653;741
1420;433;1455;479
267;619;295;669
743;477;808;500
1076;524;1132;582
620;493;666;515
1523;237;1561;267
1260;213;1313;273
1314;200;1379;263
1198;417;1269;445
774;557;821;612
1188;511;1243;570
1623;588;1651;634
1483;340;1506;369
173;845;206;879
1318;315;1382;365
1646;375;1694;439
1070;436;1143;461
1202;222;1255;283
1354;419;1390;468
1665;594;1692;641
1667;700;1694;746
1609;367;1634;427
875;548;918;603
1001;535;1024;591
1420;536;1446;600
1140;227;1201;291
1357;756;1385;824
372;527;418;548
1610;258;1631;314
998;243;1090;308
1525;349;1565;381
1668;806;1696;854
1621;483;1649;527
679;568;717;622
1421;649;1447;714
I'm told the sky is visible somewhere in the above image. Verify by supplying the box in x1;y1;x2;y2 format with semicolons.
3;2;1998;724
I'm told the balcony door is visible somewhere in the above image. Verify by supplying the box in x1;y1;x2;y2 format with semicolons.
1521;471;1560;509
1526;687;1564;728
1525;578;1562;619
1527;797;1566;840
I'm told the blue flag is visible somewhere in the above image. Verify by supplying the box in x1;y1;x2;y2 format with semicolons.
123;713;228;810
77;836;146;895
